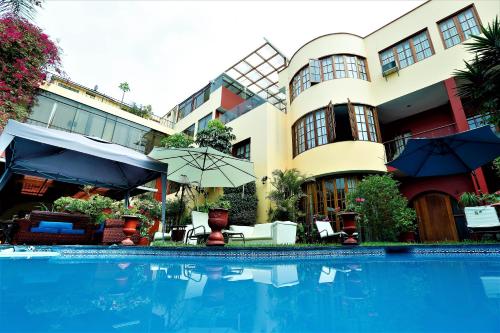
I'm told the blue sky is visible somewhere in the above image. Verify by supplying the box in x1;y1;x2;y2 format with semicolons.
36;1;424;116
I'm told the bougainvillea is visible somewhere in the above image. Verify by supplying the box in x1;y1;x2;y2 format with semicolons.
0;15;61;130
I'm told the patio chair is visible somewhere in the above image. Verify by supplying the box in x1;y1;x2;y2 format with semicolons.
185;211;211;244
464;206;500;240
315;221;344;242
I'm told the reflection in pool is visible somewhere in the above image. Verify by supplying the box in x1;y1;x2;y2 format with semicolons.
1;255;500;332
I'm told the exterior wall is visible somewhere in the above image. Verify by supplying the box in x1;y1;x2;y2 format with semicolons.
174;87;222;134
291;141;387;177
400;174;474;202
41;81;173;135
228;103;289;223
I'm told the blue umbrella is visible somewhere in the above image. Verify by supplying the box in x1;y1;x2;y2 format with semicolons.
387;126;500;182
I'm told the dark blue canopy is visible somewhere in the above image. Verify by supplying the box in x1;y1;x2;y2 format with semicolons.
387;126;500;177
0;120;168;191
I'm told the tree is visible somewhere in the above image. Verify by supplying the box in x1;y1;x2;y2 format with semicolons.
160;133;193;148
347;174;416;242
0;0;43;20
454;16;499;127
267;169;306;222
118;81;130;102
195;119;236;154
0;16;61;130
127;103;152;119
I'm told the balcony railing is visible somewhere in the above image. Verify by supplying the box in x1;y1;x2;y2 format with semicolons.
219;94;267;124
383;123;457;162
149;114;174;129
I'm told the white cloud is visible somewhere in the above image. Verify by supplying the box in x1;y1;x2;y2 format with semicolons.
36;0;424;116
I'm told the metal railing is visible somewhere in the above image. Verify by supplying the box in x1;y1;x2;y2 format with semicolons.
383;123;457;162
149;114;175;129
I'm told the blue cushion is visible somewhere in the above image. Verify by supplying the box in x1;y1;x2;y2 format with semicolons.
59;229;85;235
31;227;59;234
39;221;73;230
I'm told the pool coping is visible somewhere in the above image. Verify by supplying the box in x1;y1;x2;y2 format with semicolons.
1;243;499;258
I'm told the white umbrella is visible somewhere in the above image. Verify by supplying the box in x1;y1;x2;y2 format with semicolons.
148;146;256;188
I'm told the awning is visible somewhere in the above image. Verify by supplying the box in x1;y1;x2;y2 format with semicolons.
0;120;168;192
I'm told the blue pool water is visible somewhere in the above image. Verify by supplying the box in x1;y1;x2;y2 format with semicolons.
1;252;500;333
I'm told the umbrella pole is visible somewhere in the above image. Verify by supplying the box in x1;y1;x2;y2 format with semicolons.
161;173;167;238
124;191;130;208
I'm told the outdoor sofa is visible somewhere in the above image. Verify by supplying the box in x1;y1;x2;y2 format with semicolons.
228;221;297;245
13;211;95;245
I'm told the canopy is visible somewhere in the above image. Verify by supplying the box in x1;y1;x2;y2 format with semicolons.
387;126;500;177
0;120;168;191
148;146;256;188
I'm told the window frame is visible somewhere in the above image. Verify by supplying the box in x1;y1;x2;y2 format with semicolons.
437;5;481;49
232;138;251;160
292;105;336;157
378;29;435;71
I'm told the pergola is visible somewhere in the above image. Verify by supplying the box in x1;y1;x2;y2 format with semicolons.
0;120;169;225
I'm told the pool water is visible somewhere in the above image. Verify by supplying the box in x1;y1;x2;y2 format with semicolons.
1;254;499;333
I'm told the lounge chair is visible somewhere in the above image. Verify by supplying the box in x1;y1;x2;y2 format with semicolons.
464;206;500;240
185;211;211;244
315;221;344;242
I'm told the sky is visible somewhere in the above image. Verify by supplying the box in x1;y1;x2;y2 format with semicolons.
36;0;425;116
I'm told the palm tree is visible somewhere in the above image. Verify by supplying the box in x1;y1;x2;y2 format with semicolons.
118;82;130;102
267;169;306;222
454;16;499;127
0;0;43;19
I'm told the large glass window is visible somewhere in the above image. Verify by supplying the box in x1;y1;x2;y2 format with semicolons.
197;113;212;132
293;107;334;156
29;95;55;124
183;124;195;138
379;29;434;70
49;102;77;131
354;105;379;142
290;54;369;101
439;6;480;49
176;84;211;121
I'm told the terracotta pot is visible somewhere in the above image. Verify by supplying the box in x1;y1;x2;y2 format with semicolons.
206;209;229;246
102;208;112;215
138;237;150;246
399;231;416;243
121;215;139;246
341;212;359;245
148;219;160;236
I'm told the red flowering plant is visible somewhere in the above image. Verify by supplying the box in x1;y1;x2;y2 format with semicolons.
0;15;61;130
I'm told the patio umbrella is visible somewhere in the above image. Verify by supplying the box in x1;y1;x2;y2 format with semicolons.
148;146;256;188
148;146;256;234
387;126;500;185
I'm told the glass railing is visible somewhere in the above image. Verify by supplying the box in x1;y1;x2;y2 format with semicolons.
219;94;267;124
383;123;457;162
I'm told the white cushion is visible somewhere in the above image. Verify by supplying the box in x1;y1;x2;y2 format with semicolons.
191;211;211;235
465;207;500;228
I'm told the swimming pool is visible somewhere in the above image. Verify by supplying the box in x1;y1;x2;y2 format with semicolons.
1;246;499;333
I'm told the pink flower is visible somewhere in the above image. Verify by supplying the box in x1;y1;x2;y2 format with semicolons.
355;197;365;203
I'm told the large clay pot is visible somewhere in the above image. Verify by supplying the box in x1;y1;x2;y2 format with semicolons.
206;209;229;246
138;237;150;246
341;212;358;245
121;215;139;246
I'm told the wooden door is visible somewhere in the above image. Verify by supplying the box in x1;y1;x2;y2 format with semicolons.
413;193;459;242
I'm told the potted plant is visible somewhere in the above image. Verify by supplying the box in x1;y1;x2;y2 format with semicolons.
206;197;231;246
459;192;481;207
396;209;418;243
138;222;152;246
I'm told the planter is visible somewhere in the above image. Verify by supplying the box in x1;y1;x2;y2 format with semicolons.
206;208;229;246
138;237;150;246
341;212;358;245
102;208;113;215
399;231;416;243
121;215;139;246
171;229;186;242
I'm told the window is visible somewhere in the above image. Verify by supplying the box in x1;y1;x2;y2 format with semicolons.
334;56;346;78
176;84;211;121
357;58;368;80
183;124;195;138
197;113;212;132
467;114;496;132
345;56;358;78
438;7;480;49
309;59;321;83
379;30;434;70
394;132;412;156
353;105;379;142
290;55;369;101
292;107;334;156
321;57;334;81
395;41;414;68
233;139;251;160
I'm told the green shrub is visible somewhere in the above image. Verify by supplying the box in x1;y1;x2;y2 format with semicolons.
347;174;416;241
223;182;258;226
267;169;306;222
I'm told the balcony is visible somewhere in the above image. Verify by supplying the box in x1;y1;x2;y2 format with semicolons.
383;123;457;162
219;94;267;124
